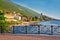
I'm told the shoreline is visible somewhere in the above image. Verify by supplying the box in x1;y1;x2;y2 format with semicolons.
9;21;38;27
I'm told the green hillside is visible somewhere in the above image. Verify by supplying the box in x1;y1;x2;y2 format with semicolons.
0;0;40;17
0;0;54;21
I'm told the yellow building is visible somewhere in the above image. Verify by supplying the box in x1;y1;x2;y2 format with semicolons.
4;12;17;22
4;11;22;22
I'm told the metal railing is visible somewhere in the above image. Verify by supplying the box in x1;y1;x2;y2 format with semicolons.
11;25;60;35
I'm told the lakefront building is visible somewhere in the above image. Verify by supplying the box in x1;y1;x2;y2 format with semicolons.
4;11;22;22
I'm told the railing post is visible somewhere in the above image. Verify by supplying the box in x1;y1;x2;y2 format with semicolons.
51;25;53;35
38;25;40;34
1;26;2;34
13;26;15;34
58;26;60;33
25;26;27;34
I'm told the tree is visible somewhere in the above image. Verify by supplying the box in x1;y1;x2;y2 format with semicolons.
32;16;39;21
34;16;39;21
0;11;10;33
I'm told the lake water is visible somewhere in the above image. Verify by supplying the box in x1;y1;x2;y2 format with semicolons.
36;20;60;25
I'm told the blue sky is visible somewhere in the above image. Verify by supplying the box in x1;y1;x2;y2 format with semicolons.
11;0;60;19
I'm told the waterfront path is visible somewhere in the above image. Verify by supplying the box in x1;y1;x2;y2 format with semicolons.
0;34;60;40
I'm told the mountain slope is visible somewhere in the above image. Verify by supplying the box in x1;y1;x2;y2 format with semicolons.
0;0;55;21
0;0;40;17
